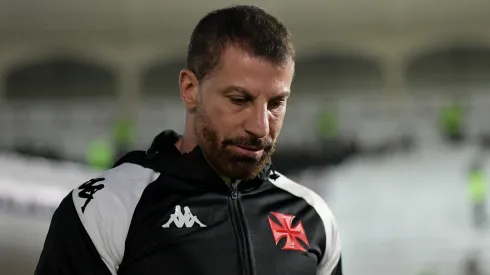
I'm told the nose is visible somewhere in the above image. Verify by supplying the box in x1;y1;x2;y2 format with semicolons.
244;103;269;138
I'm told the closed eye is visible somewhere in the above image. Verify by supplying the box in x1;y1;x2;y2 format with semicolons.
269;100;285;110
229;97;250;106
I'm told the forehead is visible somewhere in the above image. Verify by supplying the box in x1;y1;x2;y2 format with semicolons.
206;46;294;95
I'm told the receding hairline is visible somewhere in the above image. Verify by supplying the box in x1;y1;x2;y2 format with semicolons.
185;5;295;81
194;42;295;81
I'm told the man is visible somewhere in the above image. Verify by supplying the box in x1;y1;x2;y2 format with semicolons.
439;99;465;144
467;159;487;230
35;5;342;275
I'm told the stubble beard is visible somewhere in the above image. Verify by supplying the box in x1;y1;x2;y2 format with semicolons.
193;104;276;181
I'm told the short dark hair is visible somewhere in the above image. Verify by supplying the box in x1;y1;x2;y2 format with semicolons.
186;5;295;81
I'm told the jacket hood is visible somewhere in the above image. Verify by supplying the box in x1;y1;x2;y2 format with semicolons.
117;130;279;192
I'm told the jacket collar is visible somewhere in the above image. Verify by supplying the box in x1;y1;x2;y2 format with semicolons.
145;130;278;192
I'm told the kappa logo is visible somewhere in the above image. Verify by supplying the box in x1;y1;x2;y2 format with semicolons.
268;212;310;252
162;205;207;228
78;178;105;213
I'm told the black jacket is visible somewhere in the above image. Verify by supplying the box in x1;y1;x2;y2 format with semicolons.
35;130;342;275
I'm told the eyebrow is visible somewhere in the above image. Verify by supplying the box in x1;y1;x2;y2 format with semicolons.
222;85;249;95
274;90;291;99
223;85;291;99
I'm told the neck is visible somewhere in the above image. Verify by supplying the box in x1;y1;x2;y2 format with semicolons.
176;114;238;184
176;126;234;184
176;113;198;153
175;132;197;154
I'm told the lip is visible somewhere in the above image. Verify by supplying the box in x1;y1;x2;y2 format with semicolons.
235;145;262;151
230;145;264;157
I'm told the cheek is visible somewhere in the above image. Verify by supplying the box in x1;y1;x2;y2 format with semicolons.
269;111;286;137
204;103;239;137
220;115;244;137
210;98;246;127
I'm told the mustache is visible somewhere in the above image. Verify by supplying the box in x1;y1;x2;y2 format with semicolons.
222;135;274;150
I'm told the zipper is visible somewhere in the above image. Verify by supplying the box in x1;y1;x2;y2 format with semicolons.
229;181;255;275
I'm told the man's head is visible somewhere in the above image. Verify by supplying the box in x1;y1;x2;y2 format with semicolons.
179;5;295;180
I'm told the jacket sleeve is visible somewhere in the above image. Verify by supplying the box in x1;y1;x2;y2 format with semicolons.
317;213;342;275
35;164;159;275
329;256;342;275
34;193;113;275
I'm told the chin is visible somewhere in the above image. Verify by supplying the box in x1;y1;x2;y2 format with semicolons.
222;162;263;181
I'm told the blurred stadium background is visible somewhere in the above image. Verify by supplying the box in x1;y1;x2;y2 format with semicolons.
1;0;490;274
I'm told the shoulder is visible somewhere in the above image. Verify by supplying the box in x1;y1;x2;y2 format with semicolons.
70;161;160;273
269;172;336;226
269;172;342;274
72;149;160;215
72;162;160;216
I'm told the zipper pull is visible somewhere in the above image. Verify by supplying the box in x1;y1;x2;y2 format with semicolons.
230;180;239;200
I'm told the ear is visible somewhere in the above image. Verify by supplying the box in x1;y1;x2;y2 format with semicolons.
179;69;199;113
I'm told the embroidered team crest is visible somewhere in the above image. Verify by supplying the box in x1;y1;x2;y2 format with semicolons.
162;205;207;228
268;212;310;252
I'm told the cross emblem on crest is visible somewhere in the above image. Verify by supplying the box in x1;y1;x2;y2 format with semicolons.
267;212;310;252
